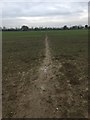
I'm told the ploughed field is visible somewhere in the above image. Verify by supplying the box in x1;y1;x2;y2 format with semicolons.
2;30;88;118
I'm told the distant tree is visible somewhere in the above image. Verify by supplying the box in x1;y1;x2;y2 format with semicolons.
34;27;39;31
77;25;84;29
70;25;78;30
3;26;7;31
63;25;68;30
85;25;88;29
21;25;29;31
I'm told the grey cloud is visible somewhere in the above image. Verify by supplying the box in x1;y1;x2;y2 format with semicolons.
1;0;88;27
2;2;87;18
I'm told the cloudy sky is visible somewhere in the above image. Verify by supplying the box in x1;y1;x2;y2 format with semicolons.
1;0;89;28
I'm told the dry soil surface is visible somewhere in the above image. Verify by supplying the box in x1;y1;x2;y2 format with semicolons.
4;35;88;118
13;35;60;118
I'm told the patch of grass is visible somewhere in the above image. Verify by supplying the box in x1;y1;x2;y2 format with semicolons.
47;30;88;59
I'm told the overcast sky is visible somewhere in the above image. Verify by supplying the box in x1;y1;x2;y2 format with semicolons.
1;0;89;28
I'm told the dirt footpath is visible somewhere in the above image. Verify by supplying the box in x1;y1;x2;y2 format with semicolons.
13;35;58;118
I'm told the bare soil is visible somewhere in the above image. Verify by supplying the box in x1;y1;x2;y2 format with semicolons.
3;35;88;118
13;35;60;118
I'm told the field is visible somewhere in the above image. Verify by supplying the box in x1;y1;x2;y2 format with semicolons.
2;30;88;118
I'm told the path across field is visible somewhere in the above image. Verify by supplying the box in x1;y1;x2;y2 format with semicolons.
13;35;60;118
2;30;88;118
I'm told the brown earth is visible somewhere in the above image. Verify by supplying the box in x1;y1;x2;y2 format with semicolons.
13;35;58;118
3;35;88;118
13;35;70;118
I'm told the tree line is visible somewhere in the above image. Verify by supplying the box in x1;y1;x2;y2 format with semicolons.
0;25;89;31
